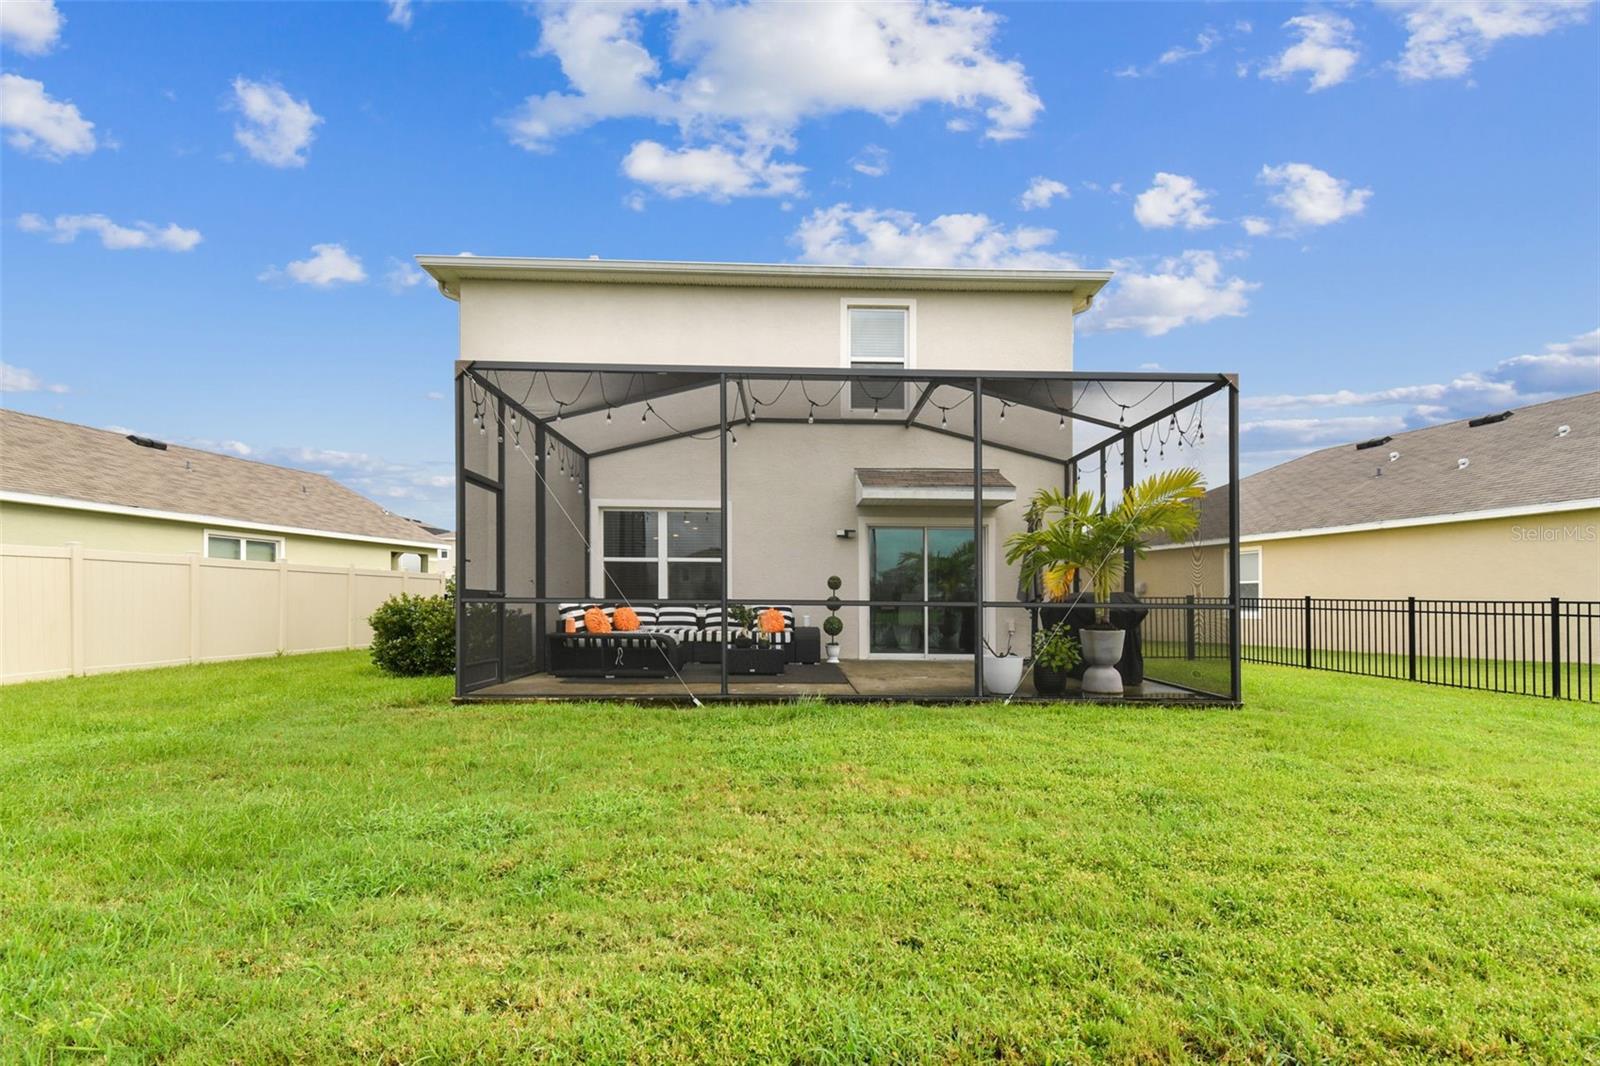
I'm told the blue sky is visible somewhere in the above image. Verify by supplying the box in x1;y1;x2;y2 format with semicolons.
3;0;1597;527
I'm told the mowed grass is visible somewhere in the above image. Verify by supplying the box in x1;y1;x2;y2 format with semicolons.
2;654;1597;1063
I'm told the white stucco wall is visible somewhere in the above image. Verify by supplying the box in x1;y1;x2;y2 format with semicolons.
586;423;1063;658
458;280;1077;372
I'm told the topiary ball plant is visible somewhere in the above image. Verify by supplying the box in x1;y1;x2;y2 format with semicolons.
823;615;844;638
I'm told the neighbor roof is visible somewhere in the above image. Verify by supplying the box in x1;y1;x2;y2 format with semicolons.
0;409;441;546
416;255;1113;303
1185;391;1600;542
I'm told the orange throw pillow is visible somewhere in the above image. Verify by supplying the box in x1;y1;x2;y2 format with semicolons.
613;606;641;631
584;606;613;634
759;608;786;634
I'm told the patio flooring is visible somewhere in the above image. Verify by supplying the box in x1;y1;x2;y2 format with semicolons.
468;660;1211;701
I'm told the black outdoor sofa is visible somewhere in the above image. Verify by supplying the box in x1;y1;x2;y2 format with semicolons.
548;603;822;678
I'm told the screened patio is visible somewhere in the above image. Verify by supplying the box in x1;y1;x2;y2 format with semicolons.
454;361;1242;703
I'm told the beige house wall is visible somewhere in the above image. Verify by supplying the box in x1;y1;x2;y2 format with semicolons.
588;423;1064;658
0;500;438;571
1140;508;1600;601
458;280;1076;371
1;544;447;684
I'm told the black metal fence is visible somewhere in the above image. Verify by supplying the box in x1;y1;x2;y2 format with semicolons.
1143;596;1598;703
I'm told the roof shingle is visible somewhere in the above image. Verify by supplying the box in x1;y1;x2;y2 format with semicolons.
1;409;438;544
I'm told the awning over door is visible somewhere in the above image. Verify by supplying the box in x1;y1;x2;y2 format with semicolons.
854;467;1017;508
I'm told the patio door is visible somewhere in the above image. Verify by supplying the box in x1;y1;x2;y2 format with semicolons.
868;526;977;656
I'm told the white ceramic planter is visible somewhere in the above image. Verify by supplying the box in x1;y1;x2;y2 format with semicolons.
825;642;840;664
1080;627;1126;695
982;653;1025;696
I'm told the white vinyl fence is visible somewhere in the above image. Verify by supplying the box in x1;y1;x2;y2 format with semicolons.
1;545;447;685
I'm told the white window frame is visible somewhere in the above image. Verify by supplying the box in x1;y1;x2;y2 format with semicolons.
1231;546;1262;616
204;530;284;563
589;500;728;600
839;296;917;416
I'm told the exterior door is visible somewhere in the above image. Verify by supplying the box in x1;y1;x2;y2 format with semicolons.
868;526;977;656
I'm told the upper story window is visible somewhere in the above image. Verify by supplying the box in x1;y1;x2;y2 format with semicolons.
206;532;281;562
842;299;914;414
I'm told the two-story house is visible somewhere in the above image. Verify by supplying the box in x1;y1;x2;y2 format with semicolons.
419;255;1241;702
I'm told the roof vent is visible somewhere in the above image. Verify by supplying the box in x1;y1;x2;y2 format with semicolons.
1389;451;1400;462
1457;457;1470;470
1557;424;1571;437
1354;435;1393;451
1468;410;1512;428
126;434;168;451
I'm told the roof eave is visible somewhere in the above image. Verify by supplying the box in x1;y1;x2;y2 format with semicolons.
416;254;1113;305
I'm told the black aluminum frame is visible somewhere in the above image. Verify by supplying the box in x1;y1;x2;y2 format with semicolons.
453;361;1242;704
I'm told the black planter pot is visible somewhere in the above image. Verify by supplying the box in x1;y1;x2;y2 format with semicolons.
1033;662;1068;697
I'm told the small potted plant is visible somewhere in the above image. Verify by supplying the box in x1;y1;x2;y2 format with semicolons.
1031;625;1081;697
981;633;1025;696
727;604;757;648
823;576;844;662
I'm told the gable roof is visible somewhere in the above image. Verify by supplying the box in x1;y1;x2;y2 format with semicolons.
855;468;1014;489
1186;391;1600;542
1;409;441;546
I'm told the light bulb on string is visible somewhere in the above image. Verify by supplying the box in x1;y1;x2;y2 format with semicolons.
872;401;880;418
641;407;649;423
1058;413;1066;430
605;408;612;423
807;405;815;425
940;407;948;428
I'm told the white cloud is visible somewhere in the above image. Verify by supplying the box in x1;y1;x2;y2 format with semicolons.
261;243;367;287
230;77;321;168
1260;12;1360;91
1387;0;1591;81
850;143;890;177
792;203;1078;269
18;212;201;252
1133;172;1218;230
0;0;63;55
1;362;69;394
1246;328;1600;430
1019;176;1069;211
622;190;646;211
1159;27;1223;66
621;140;804;200
386;0;413;29
1240;216;1273;237
505;1;1040;200
1085;251;1257;336
385;257;427;292
1258;162;1371;230
0;74;96;160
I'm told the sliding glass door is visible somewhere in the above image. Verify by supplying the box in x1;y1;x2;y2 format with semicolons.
868;526;977;656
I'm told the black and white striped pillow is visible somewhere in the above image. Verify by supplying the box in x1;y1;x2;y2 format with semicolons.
658;604;701;629
558;602;599;632
701;604;727;628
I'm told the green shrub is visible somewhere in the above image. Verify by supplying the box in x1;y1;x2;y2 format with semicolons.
368;584;455;676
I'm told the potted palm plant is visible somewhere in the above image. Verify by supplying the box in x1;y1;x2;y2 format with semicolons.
1004;468;1204;695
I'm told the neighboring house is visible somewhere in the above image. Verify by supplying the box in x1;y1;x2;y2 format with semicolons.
1142;391;1600;602
401;519;454;574
0;410;447;571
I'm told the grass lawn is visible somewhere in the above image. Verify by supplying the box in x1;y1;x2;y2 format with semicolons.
3;653;1597;1063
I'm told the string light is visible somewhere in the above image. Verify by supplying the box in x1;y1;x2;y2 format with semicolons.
641;407;649;423
872;401;880;418
940;406;948;427
605;407;612;423
554;403;563;422
807;404;815;425
1058;413;1066;430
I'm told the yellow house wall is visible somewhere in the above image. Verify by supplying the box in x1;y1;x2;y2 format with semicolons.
0;501;433;571
1138;508;1600;601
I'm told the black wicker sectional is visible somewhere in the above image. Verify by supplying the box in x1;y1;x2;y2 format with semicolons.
548;603;822;678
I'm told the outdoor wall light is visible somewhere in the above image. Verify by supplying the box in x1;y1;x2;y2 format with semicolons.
835;529;856;539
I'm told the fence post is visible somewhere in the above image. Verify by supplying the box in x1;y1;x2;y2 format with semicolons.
189;553;202;664
277;560;289;654
68;542;85;677
1185;594;1196;660
1406;596;1417;681
1550;597;1562;700
1303;595;1313;670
